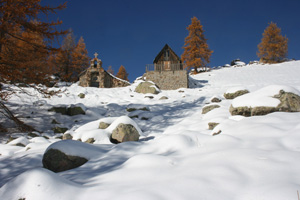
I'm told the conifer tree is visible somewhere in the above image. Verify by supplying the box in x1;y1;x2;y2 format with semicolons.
71;36;90;79
116;65;129;81
181;17;213;73
0;0;67;132
54;32;89;82
107;66;114;75
257;22;288;63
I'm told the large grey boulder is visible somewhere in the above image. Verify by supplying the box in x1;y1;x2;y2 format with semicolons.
135;81;159;94
99;122;111;129
275;90;300;112
48;105;85;116
230;90;300;117
224;90;249;99
42;149;88;172
110;123;140;144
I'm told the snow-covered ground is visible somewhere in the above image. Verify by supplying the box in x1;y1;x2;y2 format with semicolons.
1;61;300;200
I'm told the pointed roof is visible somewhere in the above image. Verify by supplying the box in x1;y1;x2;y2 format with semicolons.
153;44;181;63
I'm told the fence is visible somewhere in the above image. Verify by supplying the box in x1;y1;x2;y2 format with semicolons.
146;63;186;72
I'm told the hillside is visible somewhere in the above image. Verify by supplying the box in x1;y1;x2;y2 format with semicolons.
1;61;300;200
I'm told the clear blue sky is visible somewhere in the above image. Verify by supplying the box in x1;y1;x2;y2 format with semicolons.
46;0;300;82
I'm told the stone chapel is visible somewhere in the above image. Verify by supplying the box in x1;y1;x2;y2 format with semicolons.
79;53;130;88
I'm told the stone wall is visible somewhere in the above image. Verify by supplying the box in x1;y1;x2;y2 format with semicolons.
143;70;188;90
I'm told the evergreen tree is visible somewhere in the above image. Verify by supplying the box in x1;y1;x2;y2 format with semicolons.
107;65;114;75
0;0;67;132
116;65;129;81
72;36;90;79
257;22;288;63
54;32;89;82
181;17;213;73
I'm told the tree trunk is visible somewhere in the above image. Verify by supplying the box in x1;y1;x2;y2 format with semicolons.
0;101;37;132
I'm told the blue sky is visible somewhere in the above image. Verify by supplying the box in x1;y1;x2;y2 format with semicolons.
46;0;300;81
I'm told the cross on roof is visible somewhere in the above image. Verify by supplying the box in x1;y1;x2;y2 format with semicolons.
94;52;98;59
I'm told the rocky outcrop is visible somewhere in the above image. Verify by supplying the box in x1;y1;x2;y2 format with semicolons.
208;122;219;130
230;90;300;117
62;133;73;140
42;149;88;173
135;81;160;94
48;105;85;116
224;90;249;99
211;97;222;103
202;105;220;114
110;123;140;144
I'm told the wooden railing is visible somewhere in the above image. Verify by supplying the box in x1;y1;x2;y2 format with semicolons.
146;63;186;72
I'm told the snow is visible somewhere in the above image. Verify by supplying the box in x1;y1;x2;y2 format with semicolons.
1;61;300;199
232;85;300;107
225;86;248;94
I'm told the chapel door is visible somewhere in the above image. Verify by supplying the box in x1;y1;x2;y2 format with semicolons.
90;72;99;87
164;61;171;70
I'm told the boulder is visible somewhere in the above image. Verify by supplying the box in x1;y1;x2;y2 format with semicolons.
159;96;169;100
208;122;219;130
110;123;140;144
67;106;85;116
202;104;220;114
42;149;88;172
62;133;73;140
230;90;300;117
78;93;85;99
52;127;68;134
211;97;222;103
48;105;85;116
99;122;110;129
224;90;249;99
135;81;159;94
275;90;300;112
84;138;95;144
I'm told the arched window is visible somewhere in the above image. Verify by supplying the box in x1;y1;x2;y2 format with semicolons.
94;59;97;68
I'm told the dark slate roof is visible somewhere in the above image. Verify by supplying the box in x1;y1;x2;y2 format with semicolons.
153;44;181;64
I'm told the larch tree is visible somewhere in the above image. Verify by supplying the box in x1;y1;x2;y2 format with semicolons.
71;36;90;80
257;22;288;63
0;0;67;132
116;65;129;81
181;16;213;73
107;66;114;75
53;33;90;82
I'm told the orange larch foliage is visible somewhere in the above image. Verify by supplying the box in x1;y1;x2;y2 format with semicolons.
0;0;67;88
181;17;213;73
116;65;129;81
257;22;288;64
53;33;90;82
107;66;115;75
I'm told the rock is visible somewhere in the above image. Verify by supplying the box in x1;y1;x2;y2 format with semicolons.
62;133;73;140
275;90;300;112
99;122;110;129
159;96;168;100
42;149;88;173
230;90;300;117
67;106;85;116
51;119;60;124
229;105;252;117
52;127;68;134
208;122;219;130
224;90;249;99
78;93;85;98
110;123;140;144
126;106;150;112
48;105;85;116
144;95;154;99
202;104;220;114
48;106;67;115
211;97;222;103
135;81;159;94
27;132;40;138
84;138;95;144
212;130;222;136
